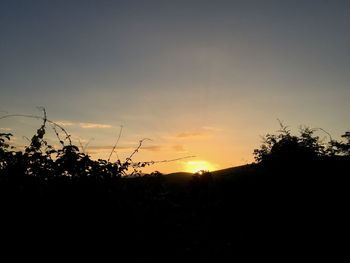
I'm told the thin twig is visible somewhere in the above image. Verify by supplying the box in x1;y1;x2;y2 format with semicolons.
78;139;85;153
0;114;72;145
51;124;65;147
276;118;290;134
37;107;47;126
108;125;123;162
22;136;31;143
84;138;94;154
125;138;152;162
151;155;196;164
315;127;333;141
130;155;196;168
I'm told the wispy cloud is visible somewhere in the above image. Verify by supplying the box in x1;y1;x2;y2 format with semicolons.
202;126;223;132
79;123;112;129
176;132;205;138
54;120;112;129
172;144;186;152
143;145;163;152
55;121;75;126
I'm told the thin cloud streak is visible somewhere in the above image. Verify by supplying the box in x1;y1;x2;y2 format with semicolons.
55;121;75;126
54;120;112;129
202;126;223;132
79;123;112;129
172;144;186;152
176;132;206;138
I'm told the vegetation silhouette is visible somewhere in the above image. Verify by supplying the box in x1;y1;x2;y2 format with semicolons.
0;113;348;260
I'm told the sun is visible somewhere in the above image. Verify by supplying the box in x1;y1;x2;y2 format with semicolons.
185;160;215;174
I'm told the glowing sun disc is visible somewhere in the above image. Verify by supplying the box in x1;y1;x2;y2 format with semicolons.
185;160;215;174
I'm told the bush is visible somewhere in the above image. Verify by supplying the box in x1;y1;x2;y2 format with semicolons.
253;122;349;164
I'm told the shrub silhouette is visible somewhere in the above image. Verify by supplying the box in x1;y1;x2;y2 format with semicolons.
0;113;348;259
328;131;350;156
253;123;349;179
0;111;159;180
253;123;329;164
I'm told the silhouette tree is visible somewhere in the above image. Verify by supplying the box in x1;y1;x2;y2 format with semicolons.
253;123;329;165
328;131;350;156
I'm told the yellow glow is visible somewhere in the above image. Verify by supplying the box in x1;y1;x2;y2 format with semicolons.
185;160;215;174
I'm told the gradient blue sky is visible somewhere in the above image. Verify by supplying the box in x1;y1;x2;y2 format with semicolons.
1;0;349;173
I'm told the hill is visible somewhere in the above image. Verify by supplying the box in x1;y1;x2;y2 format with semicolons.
164;163;257;183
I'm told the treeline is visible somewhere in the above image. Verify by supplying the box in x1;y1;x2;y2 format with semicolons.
0;115;348;260
1;116;348;180
0;117;152;180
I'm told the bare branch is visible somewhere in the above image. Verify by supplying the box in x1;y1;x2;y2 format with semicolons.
152;155;196;164
83;138;94;154
131;155;196;168
108;125;123;162
51;124;65;147
125;138;152;162
78;139;85;153
0;114;72;145
315;127;333;141
22;136;31;143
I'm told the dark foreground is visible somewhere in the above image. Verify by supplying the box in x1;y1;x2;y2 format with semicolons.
0;160;348;261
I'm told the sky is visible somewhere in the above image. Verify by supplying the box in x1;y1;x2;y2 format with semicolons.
1;0;349;173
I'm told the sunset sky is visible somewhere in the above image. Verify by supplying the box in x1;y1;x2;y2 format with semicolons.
1;0;349;173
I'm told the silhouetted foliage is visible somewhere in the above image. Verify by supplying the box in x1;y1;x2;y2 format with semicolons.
0;112;157;180
0;115;348;260
253;123;331;164
328;131;350;156
252;122;349;193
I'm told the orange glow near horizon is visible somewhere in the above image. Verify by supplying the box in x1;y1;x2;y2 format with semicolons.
184;160;216;174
